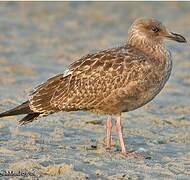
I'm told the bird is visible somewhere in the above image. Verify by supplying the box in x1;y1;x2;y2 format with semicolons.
0;18;186;157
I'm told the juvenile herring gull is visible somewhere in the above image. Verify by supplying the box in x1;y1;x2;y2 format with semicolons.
0;18;186;156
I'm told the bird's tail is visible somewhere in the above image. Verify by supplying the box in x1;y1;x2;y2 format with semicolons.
0;101;40;125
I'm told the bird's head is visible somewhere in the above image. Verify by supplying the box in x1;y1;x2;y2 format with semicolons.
128;18;186;46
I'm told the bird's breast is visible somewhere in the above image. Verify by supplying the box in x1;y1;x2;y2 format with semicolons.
116;55;173;112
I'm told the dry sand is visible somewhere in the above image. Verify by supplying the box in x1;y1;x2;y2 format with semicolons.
0;2;189;179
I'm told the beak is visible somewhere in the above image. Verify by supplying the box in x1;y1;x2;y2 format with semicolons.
165;32;187;43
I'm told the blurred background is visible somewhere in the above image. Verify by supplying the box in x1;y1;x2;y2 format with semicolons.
0;2;189;179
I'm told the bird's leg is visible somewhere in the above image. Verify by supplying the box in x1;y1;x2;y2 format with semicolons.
115;114;127;154
106;116;113;150
115;115;146;158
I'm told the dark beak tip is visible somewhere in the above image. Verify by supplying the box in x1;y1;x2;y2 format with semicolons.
177;38;187;43
179;38;187;43
181;37;187;43
171;32;187;43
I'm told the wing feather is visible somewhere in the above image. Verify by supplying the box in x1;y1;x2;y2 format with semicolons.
29;45;153;114
50;46;151;112
29;74;64;113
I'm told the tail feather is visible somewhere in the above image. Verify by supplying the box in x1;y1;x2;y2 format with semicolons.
19;113;40;125
0;101;32;118
0;101;41;125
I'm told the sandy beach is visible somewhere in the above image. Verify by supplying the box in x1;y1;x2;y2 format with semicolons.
0;2;189;179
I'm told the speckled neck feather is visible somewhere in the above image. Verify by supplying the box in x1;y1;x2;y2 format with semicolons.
127;27;169;61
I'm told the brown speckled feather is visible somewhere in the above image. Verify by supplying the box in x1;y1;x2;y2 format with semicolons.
29;44;170;115
29;74;63;113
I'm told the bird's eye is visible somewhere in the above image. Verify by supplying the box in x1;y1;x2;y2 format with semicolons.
151;27;159;33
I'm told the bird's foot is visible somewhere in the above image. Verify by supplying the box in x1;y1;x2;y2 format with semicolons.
106;146;113;151
103;138;115;148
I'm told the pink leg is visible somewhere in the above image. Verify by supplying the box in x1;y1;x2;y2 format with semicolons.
115;114;145;158
106;116;113;150
115;114;127;154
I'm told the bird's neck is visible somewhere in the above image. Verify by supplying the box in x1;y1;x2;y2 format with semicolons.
127;37;170;62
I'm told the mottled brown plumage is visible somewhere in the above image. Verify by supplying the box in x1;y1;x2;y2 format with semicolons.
0;18;186;156
31;45;166;115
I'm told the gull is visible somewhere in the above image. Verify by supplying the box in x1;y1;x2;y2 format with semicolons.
0;18;186;157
